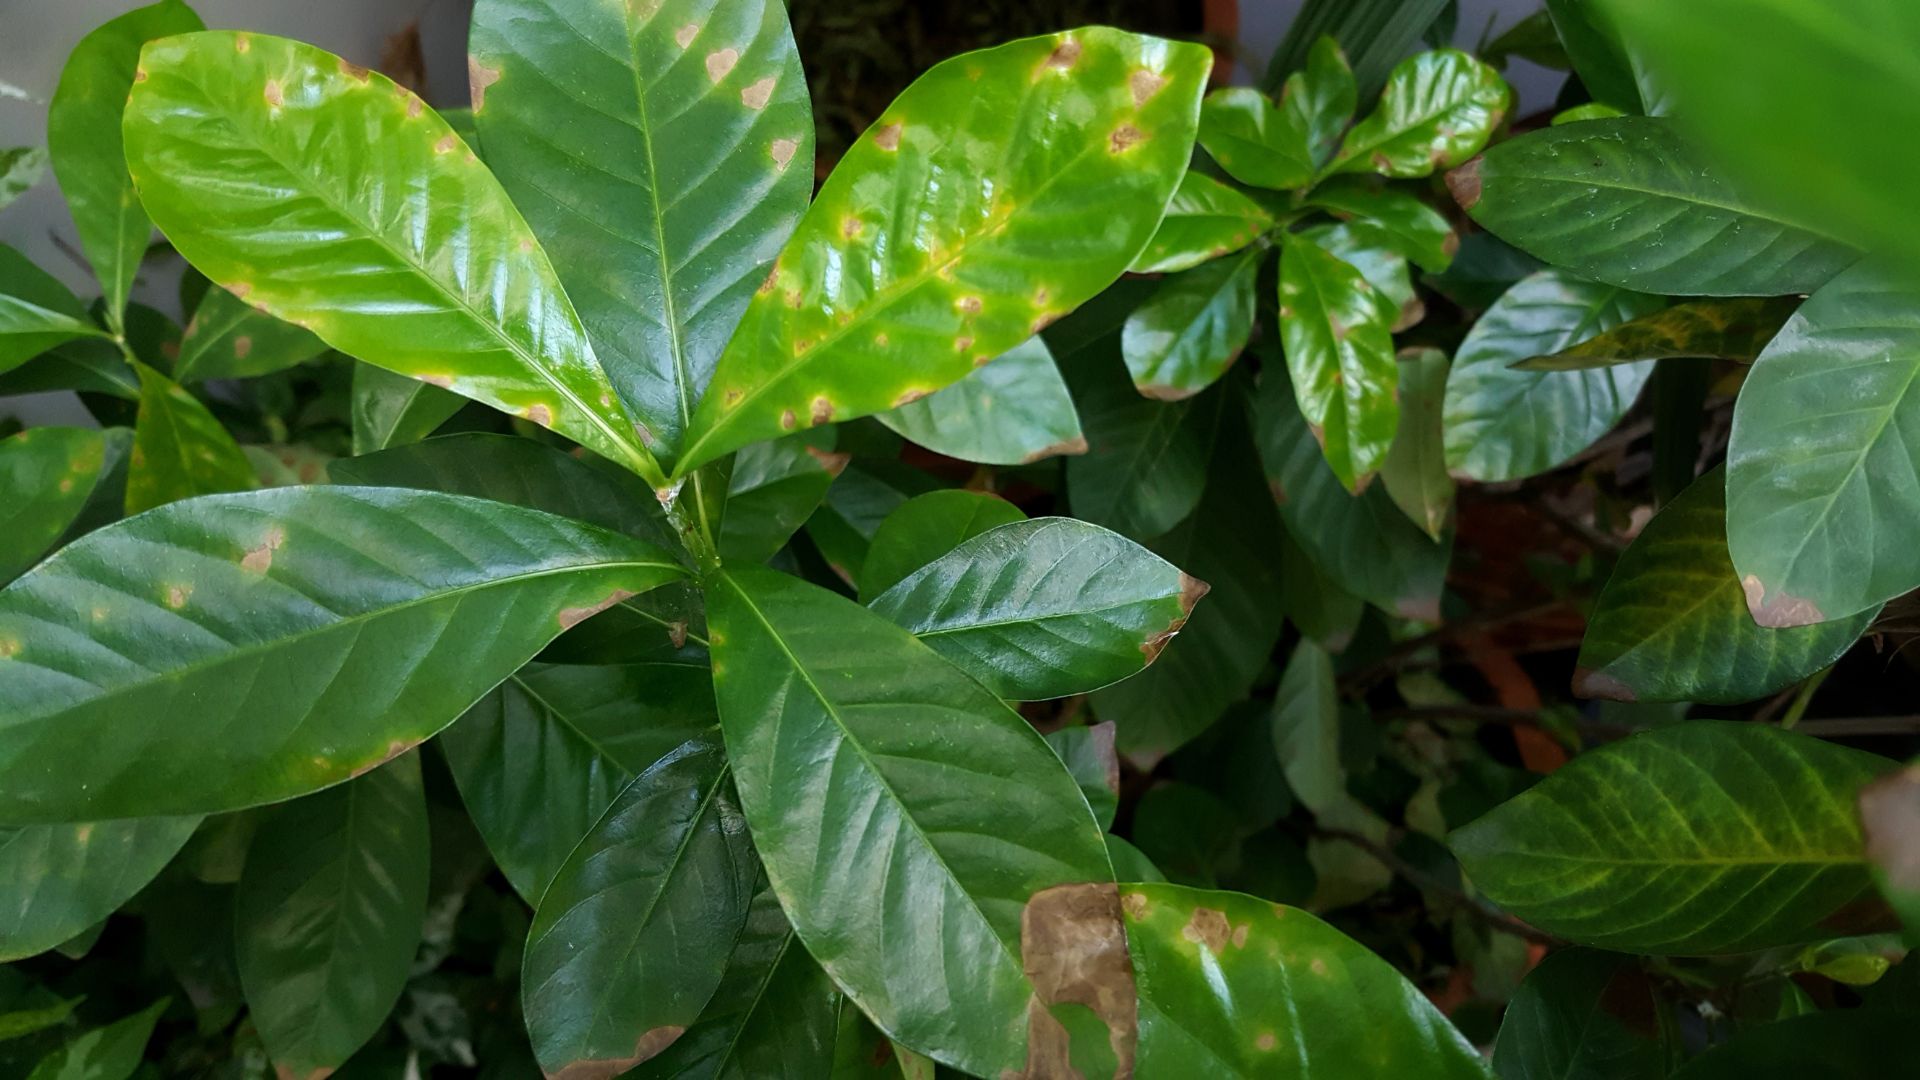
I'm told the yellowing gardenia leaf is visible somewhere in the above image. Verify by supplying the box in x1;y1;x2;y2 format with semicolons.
1512;296;1798;371
676;28;1211;475
1304;176;1456;273
523;740;758;1079
1727;261;1920;627
0;427;129;585
705;567;1113;1077
0;245;111;375
1281;36;1356;171
0;487;686;823
1576;468;1872;704
125;361;257;515
1128;172;1273;275
235;754;430;1079
1197;87;1312;191
1121;884;1487;1078
1378;348;1453;541
1278;230;1399;492
0;816;199;962
878;336;1086;467
49;0;204;333
1442;270;1664;483
870;517;1203;700
1330;49;1509;179
348;362;465;455
173;284;326;383
1122;249;1260;401
123;31;661;481
857;489;1026;602
470;0;813;458
1450;117;1857;296
1450;722;1896;954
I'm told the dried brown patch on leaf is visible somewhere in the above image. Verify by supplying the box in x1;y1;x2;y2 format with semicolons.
1180;907;1230;955
546;1026;686;1080
241;526;287;574
468;55;502;112
349;739;413;779
873;122;903;151
740;76;775;109
1129;70;1167;104
1571;666;1636;702
705;48;739;83
810;396;834;425
770;138;799;171
1109;124;1144;153
339;58;371;83
803;445;851;476
1445;158;1483;211
263;80;284;108
1137;383;1193;403
1021;435;1089;463
1019;882;1138;1079
232;335;253;360
1741;574;1826;628
1140;576;1209;664
557;588;639;631
1862;766;1920;894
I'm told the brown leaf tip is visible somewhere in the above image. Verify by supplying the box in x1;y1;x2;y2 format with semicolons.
1020;435;1089;463
1741;574;1826;628
557;588;638;631
546;1026;686;1080
1445;158;1483;211
1571;665;1636;702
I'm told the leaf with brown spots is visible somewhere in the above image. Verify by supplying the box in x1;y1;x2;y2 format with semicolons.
125;360;257;515
1277;231;1399;493
1328;49;1509;179
878;336;1085;466
0;425;130;586
1019;883;1138;1078
174;284;326;383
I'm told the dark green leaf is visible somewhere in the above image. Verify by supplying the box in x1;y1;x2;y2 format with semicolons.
803;463;934;586
1299;222;1422;332
1304;176;1456;273
1198;88;1311;191
1492;949;1670;1080
24;999;168;1080
877;336;1085;466
235;755;429;1077
1512;297;1797;371
1451;117;1856;296
125;360;256;514
1420;230;1539;310
1129;172;1273;275
1479;11;1569;72
1263;0;1450;103
348;363;466;456
174;285;326;382
523;740;757;1077
870;517;1202;700
1379;348;1453;540
1668;1008;1908;1080
1450;722;1894;953
1545;0;1644;111
1441;270;1663;482
470;0;812;458
0;817;198;962
1123;250;1259;401
722;431;846;565
1330;49;1509;179
0;486;685;822
1577;467;1871;704
0;340;138;400
1045;723;1122;831
0;245;109;375
1283;37;1356;171
0;427;128;584
857;490;1025;602
1129;783;1244;887
705;566;1112;1077
676;28;1211;473
1277;525;1364;652
1279;231;1399;491
1065;348;1223;540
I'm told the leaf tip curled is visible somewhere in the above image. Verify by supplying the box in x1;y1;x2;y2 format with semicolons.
1445;158;1482;211
1019;882;1137;1079
546;1026;686;1080
1740;574;1826;628
1571;666;1637;702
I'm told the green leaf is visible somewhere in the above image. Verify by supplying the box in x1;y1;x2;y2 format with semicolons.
1270;642;1344;813
1277;525;1363;652
1064;347;1223;540
0;147;47;213
523;740;757;1078
629;877;842;1080
1279;232;1399;492
49;1;203;331
1283;37;1356;170
235;754;429;1077
123;31;659;481
1441;269;1663;482
1123;249;1259;401
125;360;256;515
1491;949;1671;1080
441;661;717;903
1421;231;1540;310
722;430;846;564
1255;361;1450;620
803;463;934;587
877;336;1085;466
676;28;1211;474
1046;723;1122;831
1577;467;1871;704
0;245;110;375
0;341;139;400
0;993;81;1042
1198;88;1311;191
705;566;1112;1077
1450;721;1895;953
1298;222;1422;332
1545;0;1644;112
870;517;1203;701
1330;49;1509;179
1450;117;1856;296
857;490;1026;602
348;362;466;455
1667;1007;1907;1079
1512;297;1797;371
1379;348;1453;540
174;285;326;383
1128;171;1274;275
24;999;168;1080
0;427;128;584
1727;261;1920;627
1303;176;1456;273
1263;0;1450;103
1121;884;1487;1077
0;817;198;962
470;0;812;458
0;486;685;823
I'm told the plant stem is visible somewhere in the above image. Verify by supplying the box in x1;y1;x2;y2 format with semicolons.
1778;666;1831;730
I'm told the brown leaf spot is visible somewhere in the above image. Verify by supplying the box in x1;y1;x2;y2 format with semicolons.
1741;575;1827;627
241;526;286;574
1046;39;1082;70
955;336;975;353
1309;957;1329;976
893;388;930;407
422;374;454;388
757;266;779;294
263;80;284;108
468;55;502;112
1862;766;1920;895
161;340;180;362
667;621;688;648
1442;229;1461;259
1181;907;1230;955
1109;124;1144;153
1129;70;1167;104
434;133;458;154
1138;384;1193;402
1020;435;1088;463
1121;891;1149;920
809;396;834;425
724;387;744;406
1446;159;1483;211
705;48;739;83
874;332;890;347
770;137;798;171
349;739;413;779
1029;312;1059;334
804;445;851;476
873;122;903;151
1231;923;1249;949
674;23;699;48
780;409;798;431
134;68;148;83
1255;1032;1278;1052
524;403;554;426
957;295;983;315
233;335;253;360
234;33;251;53
166;585;192;610
339;58;371;82
557;588;639;631
1140;574;1209;663
1019;882;1138;1079
1571;666;1636;702
741;76;775;109
546;1026;686;1080
841;217;863;240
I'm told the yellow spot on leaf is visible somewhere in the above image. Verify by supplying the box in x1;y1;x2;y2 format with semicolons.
1256;1032;1278;1052
810;396;834;425
235;33;251;53
0;639;18;659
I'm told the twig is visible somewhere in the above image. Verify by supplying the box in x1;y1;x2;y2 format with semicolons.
1314;826;1558;946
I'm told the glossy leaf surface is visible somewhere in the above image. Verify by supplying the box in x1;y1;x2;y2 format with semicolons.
24;999;167;1080
1331;49;1508;179
470;0;812;458
0;817;198;962
523;740;756;1078
0;245;108;374
722;431;845;565
1198;88;1311;191
1065;349;1222;540
1577;468;1871;704
1046;723;1122;831
857;490;1025;602
1451;117;1856;296
877;336;1085;466
1305;177;1455;273
1283;37;1355;170
870;517;1202;701
174;285;326;383
1491;949;1670;1080
0;427;127;585
1450;722;1893;953
1279;232;1399;490
49;0;203;330
677;28;1211;473
1379;348;1452;540
1512;297;1796;371
235;755;429;1077
1727;261;1920;627
348;363;465;455
706;567;1112;1077
0;487;684;823
1129;172;1273;275
1442;270;1662;482
125;361;256;515
1122;884;1487;1077
1123;250;1259;401
123;31;658;479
